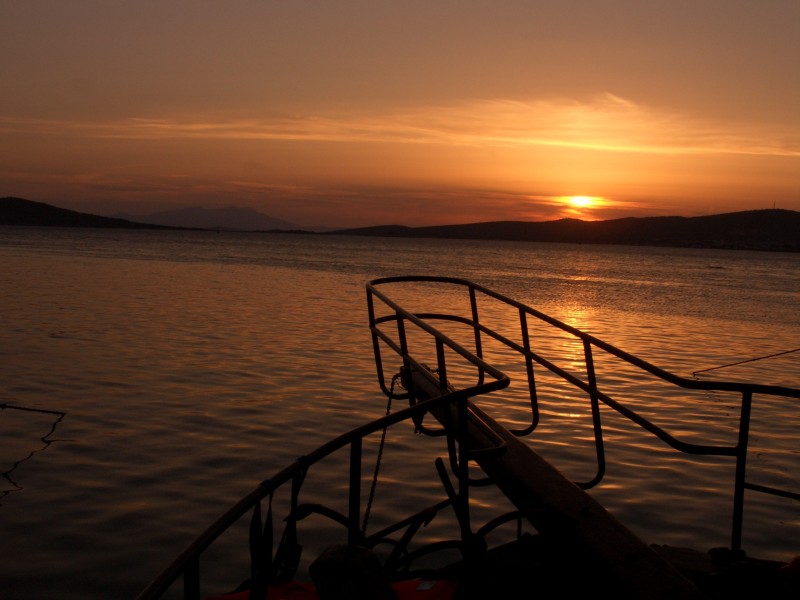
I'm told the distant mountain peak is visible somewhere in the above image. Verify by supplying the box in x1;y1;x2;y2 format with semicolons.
112;205;302;231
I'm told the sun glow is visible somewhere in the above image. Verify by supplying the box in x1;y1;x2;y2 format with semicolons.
552;195;610;219
568;195;595;208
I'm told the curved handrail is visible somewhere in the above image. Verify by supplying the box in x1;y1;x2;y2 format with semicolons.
368;275;799;398
137;385;496;600
366;276;800;553
138;276;798;598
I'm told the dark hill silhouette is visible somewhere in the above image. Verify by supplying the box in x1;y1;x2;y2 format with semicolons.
3;197;798;251
0;197;173;229
335;209;800;251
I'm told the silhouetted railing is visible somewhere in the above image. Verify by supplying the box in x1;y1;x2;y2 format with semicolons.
138;276;799;599
366;276;800;555
136;367;511;599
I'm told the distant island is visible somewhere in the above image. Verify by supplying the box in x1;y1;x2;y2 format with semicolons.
2;196;798;252
0;197;175;230
0;197;306;233
333;210;800;252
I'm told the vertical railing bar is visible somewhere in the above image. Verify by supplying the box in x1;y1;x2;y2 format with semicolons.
396;313;410;387
436;338;448;392
578;339;606;489
247;494;273;600
456;393;473;557
468;285;485;386
248;499;262;583
731;390;753;555
263;493;274;593
511;307;539;436
396;313;423;434
366;288;388;395
349;437;363;545
269;463;305;584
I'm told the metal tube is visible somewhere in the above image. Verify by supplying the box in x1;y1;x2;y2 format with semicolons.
580;339;606;489
731;390;753;554
349;437;362;544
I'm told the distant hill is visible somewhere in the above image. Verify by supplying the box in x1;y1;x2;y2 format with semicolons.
335;209;800;251
0;197;172;229
0;198;306;232
3;198;798;251
112;205;302;231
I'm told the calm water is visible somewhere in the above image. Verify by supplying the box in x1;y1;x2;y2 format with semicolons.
1;228;798;599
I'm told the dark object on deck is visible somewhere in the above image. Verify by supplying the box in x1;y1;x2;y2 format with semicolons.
310;544;397;600
653;545;800;600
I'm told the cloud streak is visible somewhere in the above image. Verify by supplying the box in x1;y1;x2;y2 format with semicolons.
2;95;797;158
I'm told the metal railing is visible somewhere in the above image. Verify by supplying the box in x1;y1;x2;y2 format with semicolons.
136;301;514;600
366;276;800;555
137;276;798;599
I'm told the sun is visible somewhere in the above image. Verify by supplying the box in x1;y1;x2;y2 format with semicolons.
568;195;594;208
552;195;610;217
555;195;609;219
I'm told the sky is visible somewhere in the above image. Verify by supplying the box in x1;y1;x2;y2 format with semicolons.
1;1;798;228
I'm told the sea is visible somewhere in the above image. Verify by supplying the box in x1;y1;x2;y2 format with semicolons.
1;227;798;599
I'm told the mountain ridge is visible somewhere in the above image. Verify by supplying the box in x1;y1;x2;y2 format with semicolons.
112;205;302;231
333;209;800;251
2;197;798;251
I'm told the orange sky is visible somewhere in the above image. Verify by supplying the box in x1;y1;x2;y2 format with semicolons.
1;2;798;227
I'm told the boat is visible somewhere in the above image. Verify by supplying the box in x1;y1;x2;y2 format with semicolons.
137;276;800;599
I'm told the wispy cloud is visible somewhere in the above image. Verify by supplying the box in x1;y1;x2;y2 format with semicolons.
2;94;797;158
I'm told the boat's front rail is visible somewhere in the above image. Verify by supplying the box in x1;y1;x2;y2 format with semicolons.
367;277;799;551
137;276;799;600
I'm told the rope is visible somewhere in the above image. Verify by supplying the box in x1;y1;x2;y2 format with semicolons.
1;402;65;417
693;347;800;376
1;402;67;506
362;372;399;534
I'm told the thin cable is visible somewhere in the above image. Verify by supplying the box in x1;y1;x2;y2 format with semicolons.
693;347;800;376
362;372;399;534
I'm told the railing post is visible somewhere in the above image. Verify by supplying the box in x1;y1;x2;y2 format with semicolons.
731;390;753;554
456;394;473;556
249;499;263;583
580;339;606;489
349;437;363;545
436;338;448;393
513;308;539;436
396;313;411;386
366;288;387;393
468;285;485;386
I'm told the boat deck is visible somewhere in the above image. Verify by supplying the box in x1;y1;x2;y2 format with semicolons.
437;536;797;599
